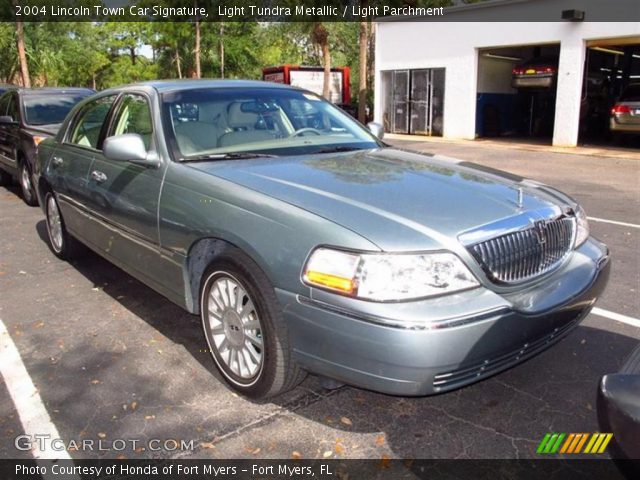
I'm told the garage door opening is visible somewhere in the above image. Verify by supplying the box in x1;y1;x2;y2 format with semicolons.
476;44;560;145
380;69;445;136
580;39;640;149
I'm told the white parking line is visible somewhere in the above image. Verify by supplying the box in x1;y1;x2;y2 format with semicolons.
588;217;640;229
592;307;640;328
0;318;71;460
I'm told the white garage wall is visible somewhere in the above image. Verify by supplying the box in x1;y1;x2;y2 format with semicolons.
375;21;640;146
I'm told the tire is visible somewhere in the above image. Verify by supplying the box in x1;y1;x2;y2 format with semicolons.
45;192;79;260
200;251;306;399
19;160;38;206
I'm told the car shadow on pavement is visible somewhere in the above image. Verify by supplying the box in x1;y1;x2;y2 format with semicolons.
33;220;639;461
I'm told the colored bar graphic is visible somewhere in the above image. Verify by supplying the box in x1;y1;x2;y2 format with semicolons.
574;433;589;453
559;434;575;454
537;433;552;454
550;433;565;453
538;433;613;454
597;433;613;453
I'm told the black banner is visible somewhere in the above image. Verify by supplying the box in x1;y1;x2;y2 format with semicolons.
1;459;639;480
1;0;639;22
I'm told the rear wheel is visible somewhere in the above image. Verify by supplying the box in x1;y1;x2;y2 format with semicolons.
200;252;305;398
19;161;38;206
45;192;78;260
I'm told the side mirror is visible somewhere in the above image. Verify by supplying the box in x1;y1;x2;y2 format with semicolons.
0;115;15;125
103;134;160;168
367;122;384;140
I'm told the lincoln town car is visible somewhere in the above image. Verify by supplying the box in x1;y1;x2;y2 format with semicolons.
34;80;610;398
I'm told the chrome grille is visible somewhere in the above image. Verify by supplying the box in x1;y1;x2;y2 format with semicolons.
469;217;574;284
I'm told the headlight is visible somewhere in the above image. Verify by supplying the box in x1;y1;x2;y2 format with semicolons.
574;206;589;248
303;248;479;301
33;135;47;147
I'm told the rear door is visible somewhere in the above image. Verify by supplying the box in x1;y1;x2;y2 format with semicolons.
49;94;117;235
0;93;21;171
83;92;167;286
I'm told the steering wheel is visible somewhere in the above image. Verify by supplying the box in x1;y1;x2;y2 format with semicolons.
289;128;323;138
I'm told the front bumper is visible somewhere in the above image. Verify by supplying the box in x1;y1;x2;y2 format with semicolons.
278;237;610;395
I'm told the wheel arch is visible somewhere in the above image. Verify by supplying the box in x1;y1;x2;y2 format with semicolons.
37;175;53;211
184;236;276;315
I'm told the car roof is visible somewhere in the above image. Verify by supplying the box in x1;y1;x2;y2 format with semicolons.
104;79;300;94
18;88;95;96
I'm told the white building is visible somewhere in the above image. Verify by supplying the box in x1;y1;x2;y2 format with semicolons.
374;0;640;147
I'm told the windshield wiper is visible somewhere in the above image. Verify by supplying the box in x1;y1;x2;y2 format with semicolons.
182;152;279;162
313;146;364;154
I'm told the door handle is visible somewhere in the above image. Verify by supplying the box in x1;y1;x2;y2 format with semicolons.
51;156;63;167
90;170;107;183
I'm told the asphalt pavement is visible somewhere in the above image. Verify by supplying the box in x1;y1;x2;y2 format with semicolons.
0;139;638;461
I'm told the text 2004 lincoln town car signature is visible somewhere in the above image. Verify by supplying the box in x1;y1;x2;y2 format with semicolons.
34;80;610;398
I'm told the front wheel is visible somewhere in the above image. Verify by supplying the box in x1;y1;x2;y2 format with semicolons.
200;252;305;398
19;161;38;206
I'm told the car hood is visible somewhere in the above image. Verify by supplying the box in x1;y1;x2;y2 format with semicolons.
25;123;60;136
188;148;572;251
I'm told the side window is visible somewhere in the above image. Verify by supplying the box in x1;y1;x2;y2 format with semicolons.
110;94;153;150
0;94;10;116
6;95;19;122
69;95;116;149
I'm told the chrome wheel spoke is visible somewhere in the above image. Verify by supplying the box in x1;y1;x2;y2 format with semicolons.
240;299;255;320
243;319;260;331
246;333;262;348
218;337;229;353
210;323;224;335
217;281;229;308
209;293;225;313
235;285;246;312
244;343;260;365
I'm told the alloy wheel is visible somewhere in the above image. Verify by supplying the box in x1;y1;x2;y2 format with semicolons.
46;195;63;253
205;273;264;384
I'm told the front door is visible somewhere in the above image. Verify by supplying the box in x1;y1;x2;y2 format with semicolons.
84;92;167;287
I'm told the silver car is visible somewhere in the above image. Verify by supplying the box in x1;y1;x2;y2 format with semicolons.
610;83;640;135
34;80;610;398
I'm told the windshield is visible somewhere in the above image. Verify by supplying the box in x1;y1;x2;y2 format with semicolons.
161;87;380;159
23;94;89;125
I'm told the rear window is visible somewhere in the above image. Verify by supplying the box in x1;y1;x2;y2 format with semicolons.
620;84;640;102
23;94;89;125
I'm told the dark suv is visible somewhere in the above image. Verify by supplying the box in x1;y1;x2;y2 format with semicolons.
0;87;93;205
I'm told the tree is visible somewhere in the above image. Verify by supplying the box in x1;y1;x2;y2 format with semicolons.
358;16;368;122
15;17;30;87
0;23;17;83
219;22;224;79
193;1;201;78
311;22;331;99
